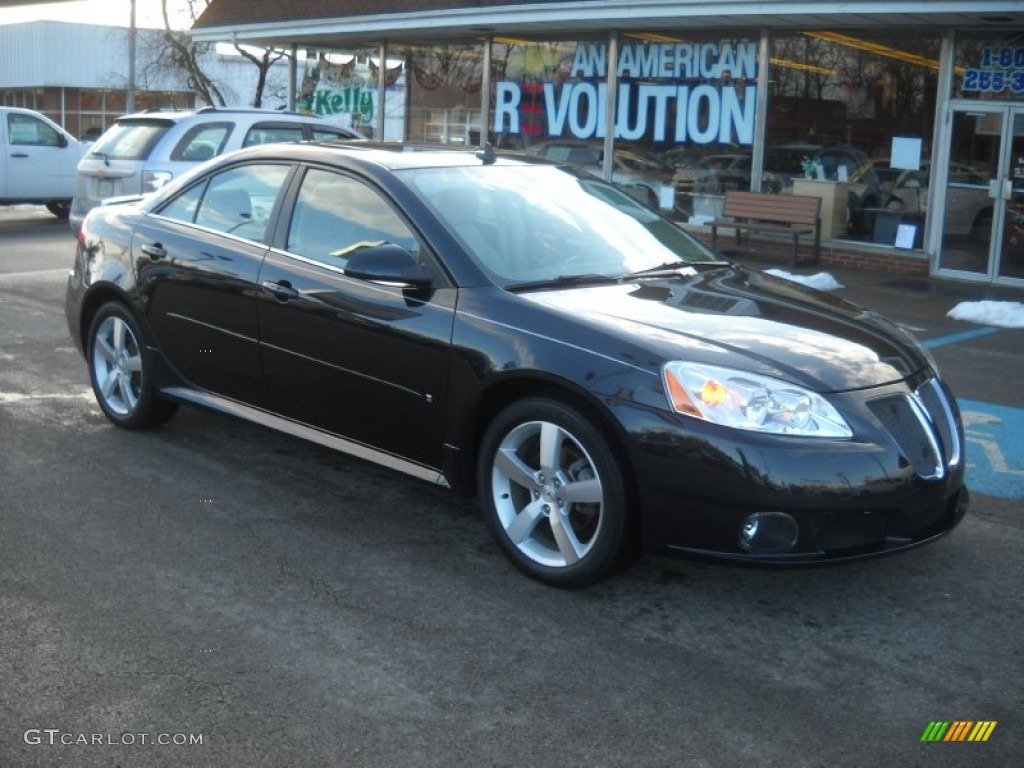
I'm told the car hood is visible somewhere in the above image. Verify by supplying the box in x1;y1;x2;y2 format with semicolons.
518;267;929;392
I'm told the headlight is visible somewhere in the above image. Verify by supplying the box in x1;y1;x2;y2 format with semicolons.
662;362;852;437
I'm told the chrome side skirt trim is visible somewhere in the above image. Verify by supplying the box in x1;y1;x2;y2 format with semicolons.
161;386;450;488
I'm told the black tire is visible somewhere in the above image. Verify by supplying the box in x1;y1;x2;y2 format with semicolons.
477;397;633;587
46;201;71;219
86;302;178;429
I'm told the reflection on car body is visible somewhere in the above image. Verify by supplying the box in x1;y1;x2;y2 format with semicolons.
66;142;969;587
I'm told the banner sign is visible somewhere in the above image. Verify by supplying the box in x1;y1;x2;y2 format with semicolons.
493;40;758;145
298;53;406;139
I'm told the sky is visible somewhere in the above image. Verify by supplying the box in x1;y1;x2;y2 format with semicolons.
0;0;195;29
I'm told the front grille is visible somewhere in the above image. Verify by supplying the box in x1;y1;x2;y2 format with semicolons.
867;378;960;480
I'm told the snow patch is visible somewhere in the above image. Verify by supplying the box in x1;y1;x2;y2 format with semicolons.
764;269;844;292
947;301;1024;329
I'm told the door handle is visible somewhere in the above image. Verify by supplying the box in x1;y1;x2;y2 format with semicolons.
139;243;167;259
260;279;299;300
10;152;28;158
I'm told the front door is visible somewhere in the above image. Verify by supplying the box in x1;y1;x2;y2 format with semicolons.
3;110;77;199
257;166;455;471
935;104;1024;284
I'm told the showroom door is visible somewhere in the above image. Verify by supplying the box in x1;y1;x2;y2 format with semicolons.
936;104;1024;284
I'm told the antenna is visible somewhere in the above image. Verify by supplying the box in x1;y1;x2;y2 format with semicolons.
476;142;496;165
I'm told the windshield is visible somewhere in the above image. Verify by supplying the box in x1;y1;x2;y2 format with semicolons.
400;164;716;287
91;120;172;161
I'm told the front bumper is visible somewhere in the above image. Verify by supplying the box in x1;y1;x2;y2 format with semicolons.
611;376;968;564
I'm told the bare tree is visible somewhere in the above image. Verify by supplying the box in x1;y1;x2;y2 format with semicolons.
155;0;286;108
232;44;287;108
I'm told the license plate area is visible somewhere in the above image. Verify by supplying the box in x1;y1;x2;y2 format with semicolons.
96;179;114;198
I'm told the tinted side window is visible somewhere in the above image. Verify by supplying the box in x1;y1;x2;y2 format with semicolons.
7;113;61;146
286;168;419;266
158;183;205;223
170;122;232;161
243;124;304;147
193;164;291;241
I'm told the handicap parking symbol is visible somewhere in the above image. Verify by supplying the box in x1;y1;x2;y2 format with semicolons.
958;399;1024;500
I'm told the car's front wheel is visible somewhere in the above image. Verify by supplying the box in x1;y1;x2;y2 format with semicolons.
87;302;177;429
478;398;633;587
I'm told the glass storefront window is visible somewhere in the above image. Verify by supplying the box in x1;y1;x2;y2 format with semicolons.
297;47;398;140
490;34;758;214
766;31;941;245
399;43;482;145
615;33;759;216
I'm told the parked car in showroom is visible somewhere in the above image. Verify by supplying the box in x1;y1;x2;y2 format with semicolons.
69;107;364;232
66;142;968;587
762;142;871;191
892;163;993;242
846;161;994;242
0;106;88;218
523;139;676;210
672;152;752;213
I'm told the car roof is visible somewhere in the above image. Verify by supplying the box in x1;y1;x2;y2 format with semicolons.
115;108;326;124
209;140;553;172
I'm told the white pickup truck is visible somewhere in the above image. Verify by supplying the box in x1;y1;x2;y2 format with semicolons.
0;107;88;219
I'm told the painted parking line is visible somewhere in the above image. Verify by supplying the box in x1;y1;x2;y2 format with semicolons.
959;399;1024;500
923;327;1001;349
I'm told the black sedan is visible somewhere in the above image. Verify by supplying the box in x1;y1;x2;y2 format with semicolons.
66;142;968;587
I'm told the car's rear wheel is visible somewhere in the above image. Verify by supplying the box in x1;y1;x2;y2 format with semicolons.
87;302;177;429
46;201;70;219
478;398;632;587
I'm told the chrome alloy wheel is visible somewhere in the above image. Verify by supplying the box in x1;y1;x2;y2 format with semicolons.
91;315;143;417
490;420;605;568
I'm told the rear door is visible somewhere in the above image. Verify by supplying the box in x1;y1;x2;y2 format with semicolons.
137;161;295;405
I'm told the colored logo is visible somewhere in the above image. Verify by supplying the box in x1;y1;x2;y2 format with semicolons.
921;721;997;742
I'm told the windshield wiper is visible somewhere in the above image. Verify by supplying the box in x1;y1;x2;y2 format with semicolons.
624;259;733;279
506;273;622;292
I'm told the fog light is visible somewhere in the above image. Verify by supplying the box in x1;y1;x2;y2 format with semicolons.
739;512;799;554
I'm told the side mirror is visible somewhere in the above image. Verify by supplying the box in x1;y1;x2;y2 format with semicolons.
57;134;69;148
344;243;433;288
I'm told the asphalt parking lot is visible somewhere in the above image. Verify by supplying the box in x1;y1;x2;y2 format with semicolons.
1;206;1021;767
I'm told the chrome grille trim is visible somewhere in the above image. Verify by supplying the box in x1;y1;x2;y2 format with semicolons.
914;378;962;470
903;393;946;480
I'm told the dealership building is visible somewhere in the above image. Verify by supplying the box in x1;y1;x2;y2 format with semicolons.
191;0;1024;285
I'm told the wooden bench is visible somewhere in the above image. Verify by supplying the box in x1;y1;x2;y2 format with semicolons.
709;191;821;265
